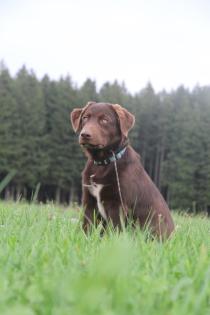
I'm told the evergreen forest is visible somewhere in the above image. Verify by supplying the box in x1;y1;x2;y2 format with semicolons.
1;63;210;212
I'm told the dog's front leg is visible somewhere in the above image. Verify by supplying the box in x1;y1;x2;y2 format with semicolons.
103;201;122;230
82;188;97;233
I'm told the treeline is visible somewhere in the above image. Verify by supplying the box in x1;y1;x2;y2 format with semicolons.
1;62;210;211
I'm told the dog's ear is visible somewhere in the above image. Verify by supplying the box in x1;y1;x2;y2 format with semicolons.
111;104;135;137
70;101;94;132
70;108;83;132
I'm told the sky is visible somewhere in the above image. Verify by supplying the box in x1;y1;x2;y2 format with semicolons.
0;0;210;93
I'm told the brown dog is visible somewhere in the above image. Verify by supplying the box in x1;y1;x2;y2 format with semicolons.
71;102;174;238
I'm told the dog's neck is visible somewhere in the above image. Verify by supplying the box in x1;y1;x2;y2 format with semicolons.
84;138;128;165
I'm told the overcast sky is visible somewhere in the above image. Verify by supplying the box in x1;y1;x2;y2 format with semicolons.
0;0;210;93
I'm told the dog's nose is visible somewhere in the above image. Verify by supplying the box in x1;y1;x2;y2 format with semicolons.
80;132;91;139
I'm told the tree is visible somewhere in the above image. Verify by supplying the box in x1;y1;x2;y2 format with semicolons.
79;79;98;104
13;66;47;196
0;63;19;198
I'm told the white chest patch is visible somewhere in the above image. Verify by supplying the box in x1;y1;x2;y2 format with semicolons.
87;176;107;220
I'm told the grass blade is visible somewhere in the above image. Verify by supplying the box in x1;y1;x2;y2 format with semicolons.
0;170;17;194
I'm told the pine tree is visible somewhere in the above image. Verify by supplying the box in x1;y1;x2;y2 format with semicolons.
0;63;20;198
14;66;46;195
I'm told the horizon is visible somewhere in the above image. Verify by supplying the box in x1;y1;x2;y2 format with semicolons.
1;60;208;95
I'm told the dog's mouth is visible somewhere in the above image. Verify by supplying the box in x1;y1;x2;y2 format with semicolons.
80;143;105;150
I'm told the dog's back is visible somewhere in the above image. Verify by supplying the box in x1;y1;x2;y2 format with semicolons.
118;146;174;237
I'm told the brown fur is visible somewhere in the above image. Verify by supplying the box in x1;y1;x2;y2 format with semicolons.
70;102;174;238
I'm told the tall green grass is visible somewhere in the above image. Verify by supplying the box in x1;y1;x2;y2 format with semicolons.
0;201;210;315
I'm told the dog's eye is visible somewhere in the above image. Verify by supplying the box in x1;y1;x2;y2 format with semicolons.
100;118;108;124
82;116;89;122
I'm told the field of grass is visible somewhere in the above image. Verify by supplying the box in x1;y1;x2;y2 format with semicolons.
0;201;210;315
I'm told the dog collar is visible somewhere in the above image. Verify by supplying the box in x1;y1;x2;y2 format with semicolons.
93;147;127;166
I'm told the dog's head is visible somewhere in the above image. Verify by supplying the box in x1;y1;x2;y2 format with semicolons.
70;102;135;150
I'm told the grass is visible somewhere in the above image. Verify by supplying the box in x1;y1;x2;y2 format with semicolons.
0;201;210;315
